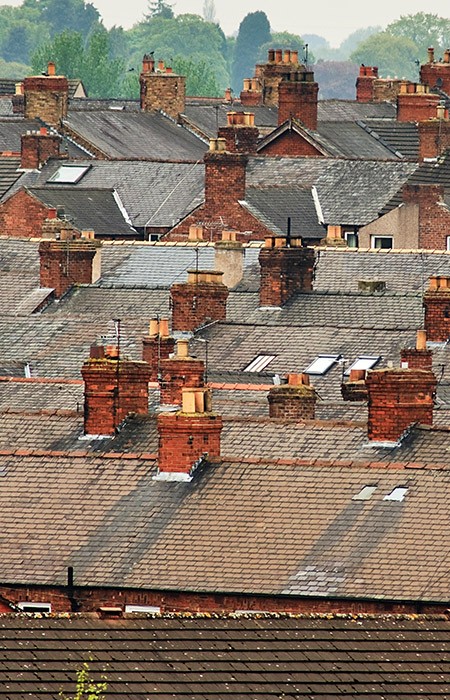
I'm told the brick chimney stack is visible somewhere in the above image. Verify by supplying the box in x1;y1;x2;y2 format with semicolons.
420;47;450;94
139;53;186;119
268;373;317;419
142;318;175;382
159;338;205;406
240;78;262;106
341;368;368;402
23;62;68;126
203;137;248;219
401;330;433;371
397;82;441;123
39;236;102;298
366;367;436;444
259;236;315;308
217;111;259;154
277;71;319;129
214;230;244;288
157;387;222;480
170;269;229;332
423;275;450;342
418;110;450;160
21;127;61;169
356;65;379;102
81;345;151;437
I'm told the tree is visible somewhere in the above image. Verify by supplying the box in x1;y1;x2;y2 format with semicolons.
172;55;220;96
338;26;382;60
203;0;216;24
350;31;419;80
23;0;101;38
387;13;450;55
60;661;107;700
313;60;360;99
257;32;314;65
231;11;271;93
146;0;174;20
0;5;50;65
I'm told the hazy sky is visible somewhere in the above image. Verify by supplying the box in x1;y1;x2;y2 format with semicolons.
5;0;450;46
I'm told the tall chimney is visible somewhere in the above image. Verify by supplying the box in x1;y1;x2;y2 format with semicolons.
397;84;441;123
401;330;433;371
218;112;259;154
203;138;248;219
21;128;61;169
423;275;450;341
277;72;319;129
366;367;436;444
39;238;102;298
170;270;229;332
356;65;379;103
268;373;317;419
81;345;151;437
214;231;244;288
156;388;222;480
23;62;68;126
139;54;186;119
259;236;315;308
418;116;450;160
159;339;205;406
142;318;175;381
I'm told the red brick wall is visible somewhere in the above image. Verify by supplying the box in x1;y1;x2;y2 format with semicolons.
423;290;450;341
160;357;205;405
421;62;450;94
418;120;450;160
170;281;229;331
260;131;324;156
400;348;433;371
157;412;222;473
140;72;186;119
397;93;441;123
366;368;436;443
402;183;450;249
259;244;315;307
217;126;259;154
142;336;176;382
23;76;68;125
0;189;49;238
268;385;316;419
21;132;61;169
278;80;318;129
39;240;99;298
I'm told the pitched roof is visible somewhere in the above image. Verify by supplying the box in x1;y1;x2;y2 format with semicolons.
0;614;448;700
242;186;325;239
182;103;278;137
0;156;21;199
63;110;208;160
0;118;88;159
317;100;397;121
0;78;86;99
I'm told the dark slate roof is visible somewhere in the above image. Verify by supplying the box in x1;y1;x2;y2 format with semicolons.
316;121;402;159
0;119;88;159
0;78;86;99
69;98;140;111
182;103;278;137
361;119;419;159
33;159;205;228
242;186;325;239
28;187;136;236
0;615;448;700
63;111;208;160
317;100;397;121
0;156;21;199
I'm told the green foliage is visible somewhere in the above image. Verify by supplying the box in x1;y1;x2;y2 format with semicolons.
146;0;174;20
350;31;419;80
386;12;450;55
172;56;220;96
23;0;101;37
60;661;107;700
31;28;127;98
129;14;229;90
257;32;314;65
0;5;49;64
231;11;271;93
338;26;382;60
202;0;216;24
0;57;30;79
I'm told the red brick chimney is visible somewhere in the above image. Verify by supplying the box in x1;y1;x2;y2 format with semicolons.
356;65;379;102
341;368;368;402
139;53;186;119
142;318;175;382
366;367;436;444
397;82;441;123
170;269;229;332
39;236;102;298
159;339;205;406
418;110;450;160
157;387;222;480
401;330;433;371
420;47;450;94
268;373;317;419
81;345;151;437
401;183;447;247
203;138;248;218
240;78;262;106
277;72;319;130
423;275;450;342
23;62;68;126
12;81;24;115
217;112;259;154
21;127;61;169
259;236;315;308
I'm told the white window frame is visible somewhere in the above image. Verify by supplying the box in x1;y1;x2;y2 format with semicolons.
124;605;161;613
371;235;393;250
304;354;341;376
344;231;358;248
18;602;52;612
243;354;276;372
344;355;381;376
47;164;90;184
446;236;450;251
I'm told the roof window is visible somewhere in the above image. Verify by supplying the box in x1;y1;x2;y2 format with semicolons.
243;354;276;372
124;605;161;613
47;164;90;184
344;355;381;376
383;486;408;502
304;354;341;376
352;485;377;501
18;602;52;613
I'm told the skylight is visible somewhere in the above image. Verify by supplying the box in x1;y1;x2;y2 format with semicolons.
304;354;341;376
383;486;408;502
243;354;276;372
344;355;381;376
47;164;90;184
352;485;377;501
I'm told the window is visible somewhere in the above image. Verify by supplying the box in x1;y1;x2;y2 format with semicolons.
371;235;393;249
344;355;381;376
304;354;341;375
446;236;450;251
47;164;90;184
18;602;52;613
352;485;377;501
344;231;358;248
383;486;408;502
125;605;161;613
243;354;276;372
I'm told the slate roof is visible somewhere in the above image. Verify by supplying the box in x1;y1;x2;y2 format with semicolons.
242;186;325;239
27;187;136;236
315;122;403;159
182;103;278;137
0;118;89;159
0;156;21;199
0;614;448;700
32;159;205;228
361;119;419;159
63;111;208;160
317;100;397;121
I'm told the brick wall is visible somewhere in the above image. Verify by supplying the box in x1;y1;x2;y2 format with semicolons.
142;335;176;382
418;119;450;160
278;78;318;129
259;240;315;307
400;348;433;371
397;91;441;123
0;189;49;238
366;368;436;443
140;72;186;119
421;58;450;94
160;357;205;405
423;278;450;342
356;66;378;102
171;272;229;331
217;125;259;154
402;183;450;248
23;76;68;125
157;411;222;473
268;384;316;419
39;239;101;298
260;130;324;156
21;130;61;169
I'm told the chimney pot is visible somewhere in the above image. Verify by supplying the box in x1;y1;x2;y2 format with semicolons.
47;61;56;76
416;329;427;350
159;318;169;337
176;339;189;358
428;47;435;63
291;50;299;64
268;49;275;62
275;49;282;63
283;50;291;64
149;318;159;336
